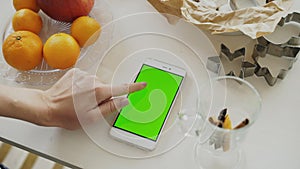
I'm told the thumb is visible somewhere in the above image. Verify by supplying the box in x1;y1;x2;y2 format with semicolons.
99;97;129;116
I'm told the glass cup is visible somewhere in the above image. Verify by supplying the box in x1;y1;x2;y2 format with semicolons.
194;76;261;169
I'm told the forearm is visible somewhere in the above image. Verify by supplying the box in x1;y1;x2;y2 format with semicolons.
0;84;49;125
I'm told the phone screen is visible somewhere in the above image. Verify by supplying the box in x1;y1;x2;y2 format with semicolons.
113;64;184;141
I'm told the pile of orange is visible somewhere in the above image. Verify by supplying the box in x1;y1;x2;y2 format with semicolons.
2;0;101;71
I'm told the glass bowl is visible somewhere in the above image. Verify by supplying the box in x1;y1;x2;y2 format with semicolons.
0;0;113;88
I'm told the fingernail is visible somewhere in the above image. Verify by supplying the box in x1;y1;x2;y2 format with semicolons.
140;82;147;87
119;98;129;108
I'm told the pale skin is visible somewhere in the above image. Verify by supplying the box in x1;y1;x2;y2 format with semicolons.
0;68;146;130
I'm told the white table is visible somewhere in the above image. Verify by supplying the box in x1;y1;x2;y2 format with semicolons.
1;1;300;169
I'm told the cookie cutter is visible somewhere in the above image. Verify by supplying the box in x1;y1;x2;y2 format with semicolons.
206;12;300;86
206;44;256;78
252;37;299;86
278;12;300;28
252;12;300;86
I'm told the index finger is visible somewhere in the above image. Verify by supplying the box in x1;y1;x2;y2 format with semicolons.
112;82;147;96
96;82;147;102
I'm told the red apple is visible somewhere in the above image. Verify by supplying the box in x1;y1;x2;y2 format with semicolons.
37;0;95;22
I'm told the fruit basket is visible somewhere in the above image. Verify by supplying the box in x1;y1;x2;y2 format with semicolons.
0;0;113;88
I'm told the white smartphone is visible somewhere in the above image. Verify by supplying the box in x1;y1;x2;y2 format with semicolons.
110;59;186;151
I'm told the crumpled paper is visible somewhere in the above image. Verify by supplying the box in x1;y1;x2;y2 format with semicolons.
181;0;293;38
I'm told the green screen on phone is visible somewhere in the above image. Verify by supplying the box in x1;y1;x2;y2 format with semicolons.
113;64;184;141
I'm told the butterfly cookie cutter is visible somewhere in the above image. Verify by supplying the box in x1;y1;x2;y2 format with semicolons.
206;44;256;79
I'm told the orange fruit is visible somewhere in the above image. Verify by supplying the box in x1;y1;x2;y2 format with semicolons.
43;33;80;69
13;0;40;12
71;16;101;47
12;9;43;35
2;31;43;71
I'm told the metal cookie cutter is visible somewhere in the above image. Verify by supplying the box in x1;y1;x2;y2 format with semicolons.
207;12;300;86
252;12;300;86
206;44;256;78
252;38;299;86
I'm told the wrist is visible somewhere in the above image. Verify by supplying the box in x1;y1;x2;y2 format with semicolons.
16;89;51;127
37;90;54;127
0;85;52;127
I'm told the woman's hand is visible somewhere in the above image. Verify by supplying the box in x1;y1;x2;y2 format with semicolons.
0;68;146;130
42;68;146;130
